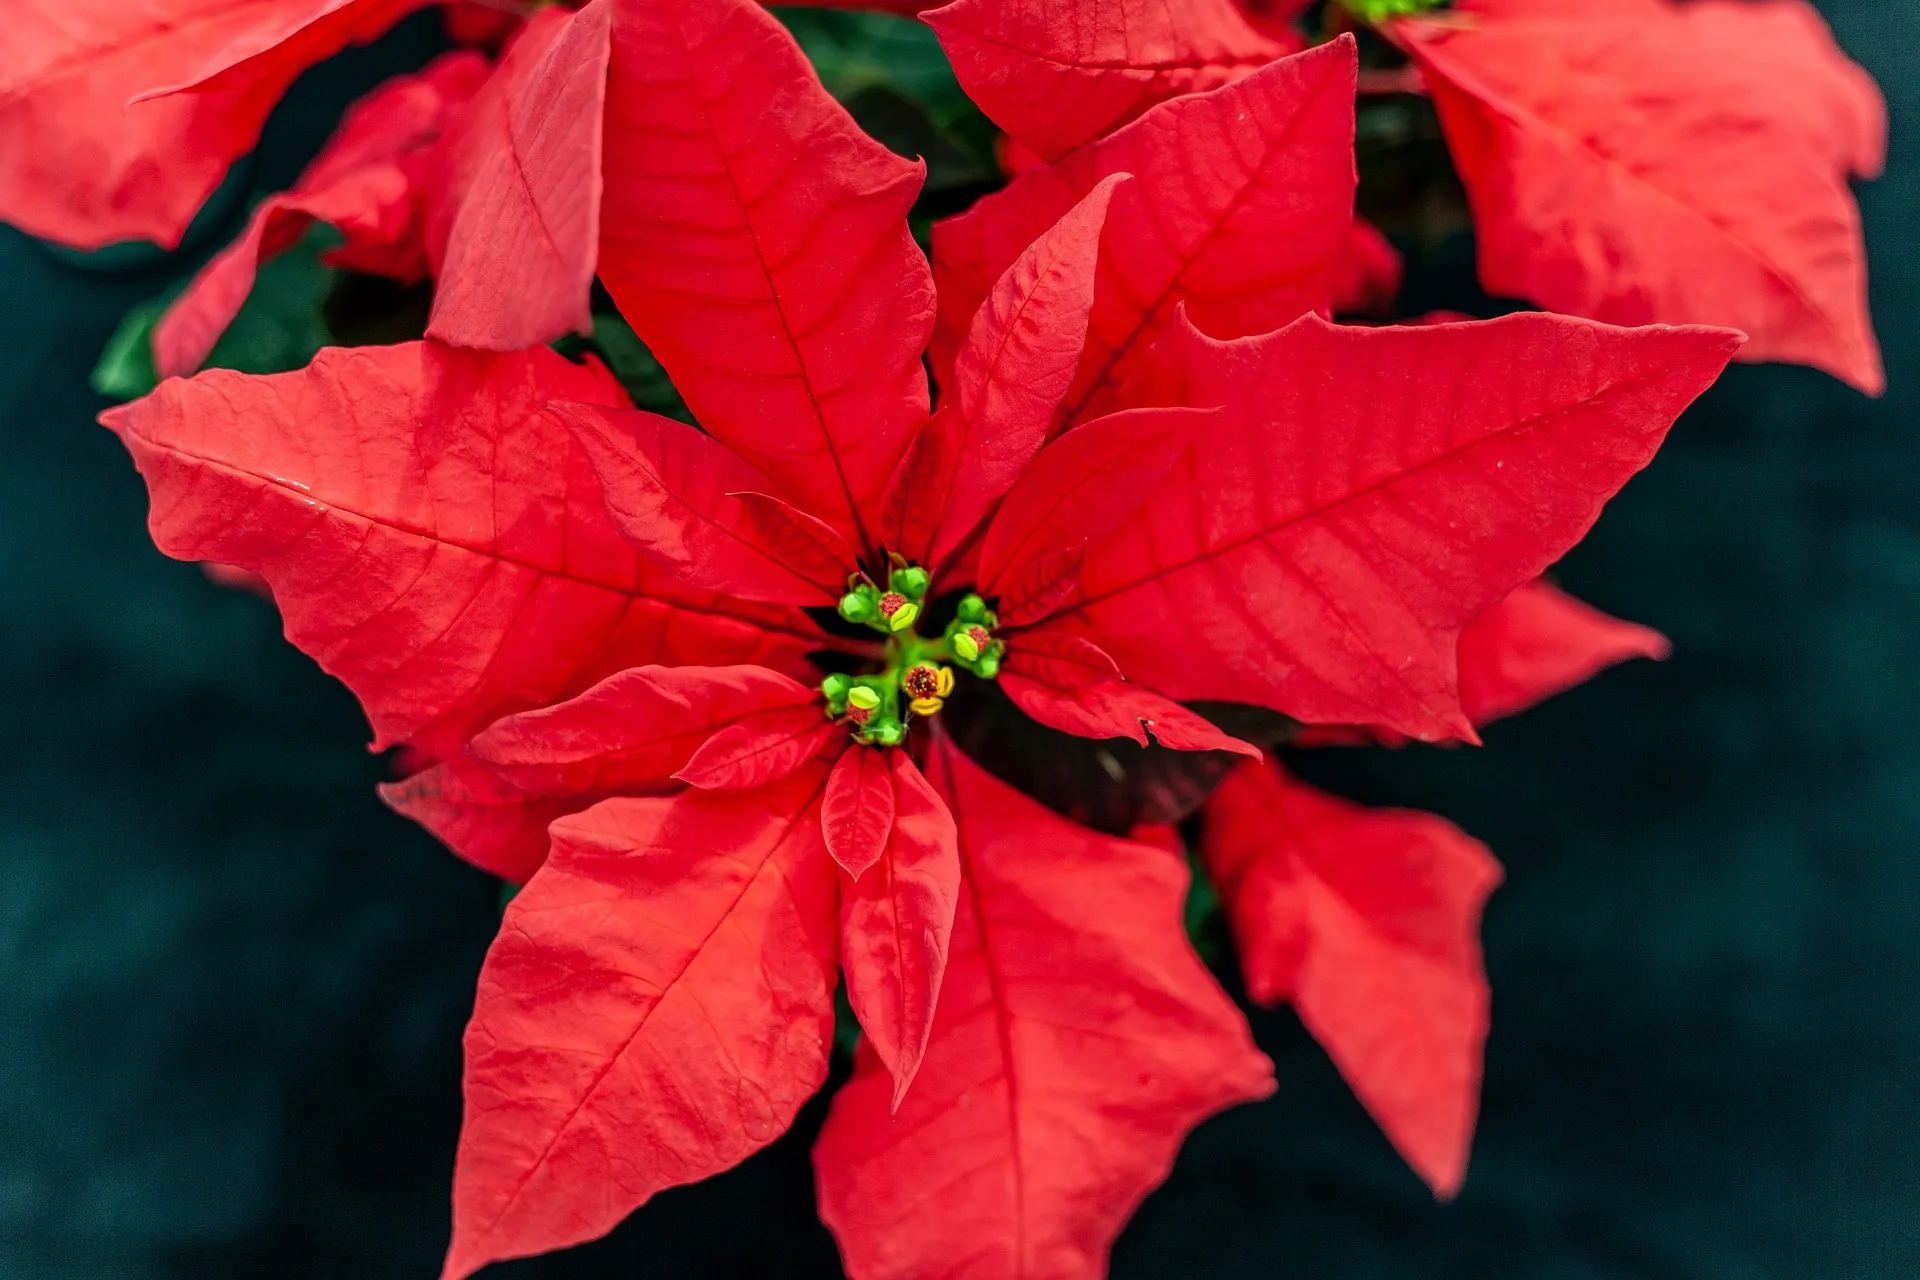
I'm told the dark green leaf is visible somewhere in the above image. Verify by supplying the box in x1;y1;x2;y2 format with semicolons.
91;296;168;400
579;311;698;424
90;223;342;401
775;9;971;122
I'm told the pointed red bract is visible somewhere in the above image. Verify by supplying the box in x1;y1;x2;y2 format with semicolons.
1002;632;1259;758
1202;760;1501;1198
154;53;489;379
427;1;610;350
379;756;585;884
1;0;419;249
677;711;844;791
103;343;821;758
729;492;865;591
930;38;1358;429
597;0;934;552
977;405;1210;620
1402;0;1884;393
557;402;854;605
906;175;1126;568
816;736;1274;1278
925;0;1291;162
1331;216;1404;318
824;746;896;879
444;768;838;1280
837;751;960;1110
1056;311;1739;741
1459;579;1669;726
469;664;822;798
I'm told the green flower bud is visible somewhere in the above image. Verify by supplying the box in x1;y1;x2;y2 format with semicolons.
838;589;875;623
820;673;851;705
867;719;905;747
957;594;989;624
1341;0;1444;22
974;652;1000;680
890;566;931;599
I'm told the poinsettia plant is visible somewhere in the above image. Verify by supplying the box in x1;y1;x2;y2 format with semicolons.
15;0;1873;1273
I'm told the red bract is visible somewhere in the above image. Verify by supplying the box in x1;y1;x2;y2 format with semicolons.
1457;578;1669;727
1201;758;1501;1198
1206;573;1668;1191
926;0;1300;161
816;736;1275;1279
1051;309;1738;742
930;39;1360;428
153;51;490;379
424;1;612;351
101;341;823;764
101;4;1748;1274
2;0;423;250
1399;0;1884;393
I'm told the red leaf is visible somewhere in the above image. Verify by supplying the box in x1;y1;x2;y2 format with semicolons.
876;409;958;566
837;751;959;1109
1201;760;1501;1198
379;756;585;884
102;343;821;758
929;38;1357;429
977;405;1211;621
1058;311;1739;742
444;767;839;1279
1331;216;1403;318
823;746;895;879
598;0;934;553
555;401;855;605
1458;578;1669;726
426;1;610;350
907;175;1127;569
469;664;822;798
1002;631;1259;756
1401;0;1884;393
153;53;489;379
814;735;1274;1278
676;707;844;791
442;1;522;49
926;0;1292;162
1;0;419;250
989;542;1085;630
728;492;863;589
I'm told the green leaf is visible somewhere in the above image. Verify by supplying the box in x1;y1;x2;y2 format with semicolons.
1184;843;1225;965
91;296;167;400
774;7;1002;216
90;223;342;401
775;8;971;122
1342;0;1447;21
578;311;698;425
833;979;863;1058
207;224;338;376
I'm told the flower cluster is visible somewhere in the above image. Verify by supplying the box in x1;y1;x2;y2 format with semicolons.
10;0;1881;1274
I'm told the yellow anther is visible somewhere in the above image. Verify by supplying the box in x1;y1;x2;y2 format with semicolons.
847;685;882;712
953;630;981;661
887;601;921;632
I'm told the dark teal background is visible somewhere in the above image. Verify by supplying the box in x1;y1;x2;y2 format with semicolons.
2;5;1916;1275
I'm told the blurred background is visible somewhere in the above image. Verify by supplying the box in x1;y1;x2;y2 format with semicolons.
2;2;1915;1276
